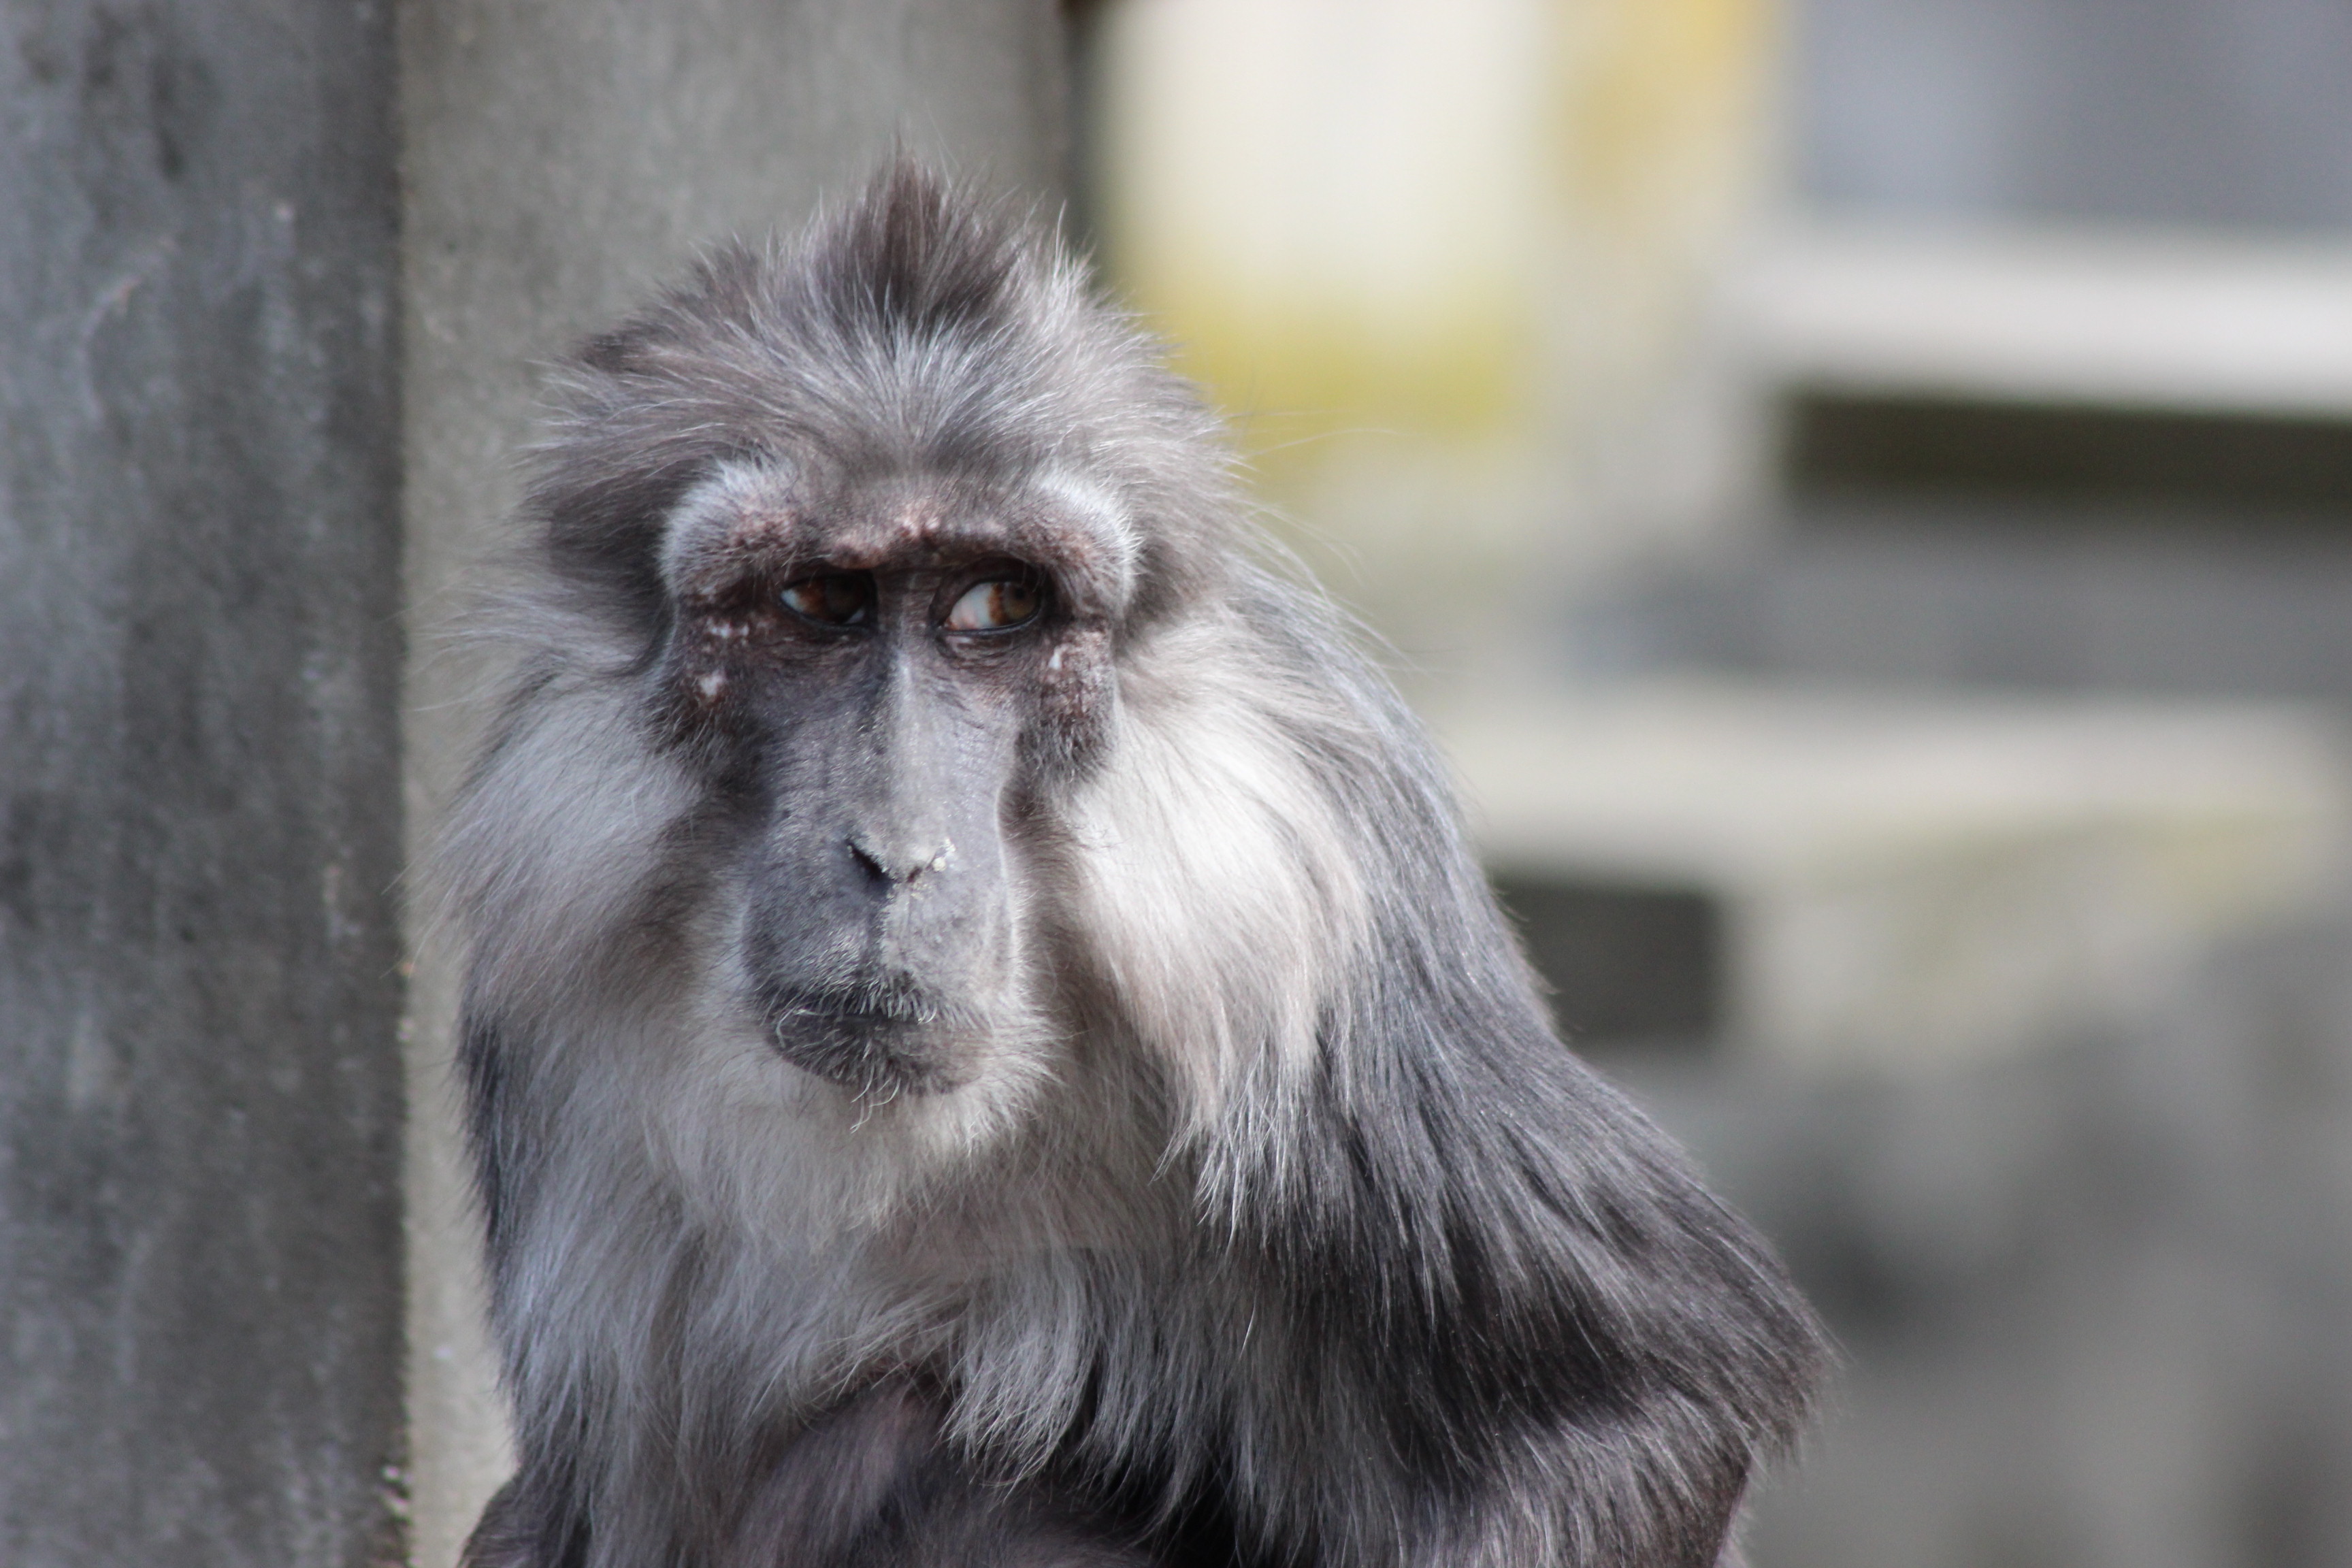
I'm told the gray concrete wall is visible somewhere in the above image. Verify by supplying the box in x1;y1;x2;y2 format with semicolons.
395;5;1068;1563
0;3;408;1565
0;1;1066;1564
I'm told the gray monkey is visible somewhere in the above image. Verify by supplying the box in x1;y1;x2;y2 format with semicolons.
438;164;1825;1568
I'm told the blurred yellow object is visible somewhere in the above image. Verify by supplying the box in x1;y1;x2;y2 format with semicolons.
1093;0;1774;666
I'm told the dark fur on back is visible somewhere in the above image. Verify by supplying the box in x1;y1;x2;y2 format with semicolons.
440;164;1827;1568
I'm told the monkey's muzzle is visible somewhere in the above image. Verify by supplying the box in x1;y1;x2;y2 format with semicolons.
758;976;978;1098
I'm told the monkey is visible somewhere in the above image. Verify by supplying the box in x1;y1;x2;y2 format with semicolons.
434;164;1827;1568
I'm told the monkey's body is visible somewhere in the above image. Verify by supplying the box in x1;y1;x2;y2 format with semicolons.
441;168;1824;1568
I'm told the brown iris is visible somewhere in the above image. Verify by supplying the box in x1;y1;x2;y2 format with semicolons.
945;575;1043;632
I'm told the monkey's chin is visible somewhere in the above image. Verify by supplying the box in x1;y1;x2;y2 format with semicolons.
761;987;979;1100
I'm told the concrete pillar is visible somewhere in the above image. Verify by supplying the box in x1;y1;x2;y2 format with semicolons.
0;3;408;1565
1;1;1065;1564
395;5;1068;1564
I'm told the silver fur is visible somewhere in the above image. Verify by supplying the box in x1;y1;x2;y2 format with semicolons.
437;166;1825;1568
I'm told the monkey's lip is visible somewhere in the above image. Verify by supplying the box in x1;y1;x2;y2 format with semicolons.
758;981;974;1096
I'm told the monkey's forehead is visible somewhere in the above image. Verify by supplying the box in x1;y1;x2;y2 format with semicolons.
657;458;1140;612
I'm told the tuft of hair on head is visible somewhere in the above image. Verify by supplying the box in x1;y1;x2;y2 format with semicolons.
808;160;1039;342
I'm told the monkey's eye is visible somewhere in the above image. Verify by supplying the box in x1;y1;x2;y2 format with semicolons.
945;575;1045;633
779;573;875;627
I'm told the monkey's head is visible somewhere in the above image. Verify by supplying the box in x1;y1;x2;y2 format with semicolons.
463;167;1246;1122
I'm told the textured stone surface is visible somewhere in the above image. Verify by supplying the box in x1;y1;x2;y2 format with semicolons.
0;4;1068;1563
0;3;407;1565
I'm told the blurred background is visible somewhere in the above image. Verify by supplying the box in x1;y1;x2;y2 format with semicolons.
1077;2;2352;1565
5;1;2350;1565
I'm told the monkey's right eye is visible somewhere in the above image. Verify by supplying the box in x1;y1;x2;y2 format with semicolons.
779;574;875;627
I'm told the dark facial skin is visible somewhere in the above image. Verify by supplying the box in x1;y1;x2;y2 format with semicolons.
660;478;1067;1098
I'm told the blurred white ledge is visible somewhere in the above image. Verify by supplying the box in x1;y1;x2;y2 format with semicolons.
1436;683;2352;1069
1736;223;2352;416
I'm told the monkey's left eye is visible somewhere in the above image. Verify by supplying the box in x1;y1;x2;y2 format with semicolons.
945;575;1045;632
779;574;875;626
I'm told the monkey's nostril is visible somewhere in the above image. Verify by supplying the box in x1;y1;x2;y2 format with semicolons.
846;831;947;887
847;836;895;887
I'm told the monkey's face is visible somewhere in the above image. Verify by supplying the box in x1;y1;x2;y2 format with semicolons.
652;459;1132;1102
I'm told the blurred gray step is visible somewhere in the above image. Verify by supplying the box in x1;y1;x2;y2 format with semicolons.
1688;224;2352;708
1738;225;2352;417
1648;512;2352;708
1435;683;2351;1066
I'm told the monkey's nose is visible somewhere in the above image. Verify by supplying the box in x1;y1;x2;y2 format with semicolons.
846;830;953;887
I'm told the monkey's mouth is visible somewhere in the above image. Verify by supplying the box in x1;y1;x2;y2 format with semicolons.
758;976;978;1098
